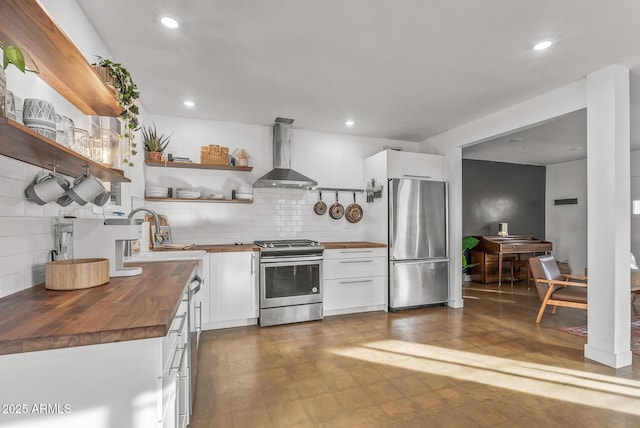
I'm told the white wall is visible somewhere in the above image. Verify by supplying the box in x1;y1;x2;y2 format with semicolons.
141;114;420;244
546;151;640;276
545;159;587;274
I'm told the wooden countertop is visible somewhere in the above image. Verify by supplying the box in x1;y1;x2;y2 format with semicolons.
156;242;387;252
194;244;259;252
321;241;387;249
0;261;196;356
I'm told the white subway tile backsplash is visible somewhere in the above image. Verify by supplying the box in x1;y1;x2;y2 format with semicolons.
0;156;26;180
0;197;25;217
162;187;369;245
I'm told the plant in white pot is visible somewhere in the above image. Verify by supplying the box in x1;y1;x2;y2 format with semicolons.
141;123;171;162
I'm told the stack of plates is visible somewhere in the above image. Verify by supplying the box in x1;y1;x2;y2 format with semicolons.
146;186;169;198
176;187;201;199
236;192;253;201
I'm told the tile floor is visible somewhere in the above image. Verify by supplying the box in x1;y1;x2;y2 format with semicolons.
191;282;640;427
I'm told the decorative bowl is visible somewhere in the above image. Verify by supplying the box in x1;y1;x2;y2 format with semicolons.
22;98;56;129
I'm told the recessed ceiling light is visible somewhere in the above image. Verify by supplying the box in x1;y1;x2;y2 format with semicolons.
345;120;355;127
183;100;195;107
159;15;180;29
533;40;553;51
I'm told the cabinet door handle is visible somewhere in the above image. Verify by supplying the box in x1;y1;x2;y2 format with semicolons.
190;275;202;295
403;174;432;179
339;279;374;285
170;314;187;336
195;302;202;331
340;260;374;264
251;253;255;276
340;250;374;254
169;345;187;375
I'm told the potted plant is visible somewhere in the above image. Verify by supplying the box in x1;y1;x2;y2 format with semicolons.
1;42;39;117
141;123;171;161
91;56;140;167
462;236;480;275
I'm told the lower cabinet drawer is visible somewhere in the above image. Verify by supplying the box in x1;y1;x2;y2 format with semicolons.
324;276;386;311
324;258;386;279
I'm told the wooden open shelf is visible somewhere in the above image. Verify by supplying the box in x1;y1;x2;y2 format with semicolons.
145;197;253;204
0;118;130;183
0;0;121;116
145;160;253;172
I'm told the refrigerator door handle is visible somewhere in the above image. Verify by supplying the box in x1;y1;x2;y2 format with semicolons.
391;258;449;265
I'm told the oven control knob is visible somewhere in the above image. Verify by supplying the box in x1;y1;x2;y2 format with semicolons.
312;287;318;293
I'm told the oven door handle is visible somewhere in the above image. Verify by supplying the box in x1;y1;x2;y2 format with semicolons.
259;256;324;265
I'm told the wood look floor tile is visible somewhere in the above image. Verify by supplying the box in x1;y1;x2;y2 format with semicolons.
193;283;640;426
267;399;313;427
301;392;345;423
332;386;375;410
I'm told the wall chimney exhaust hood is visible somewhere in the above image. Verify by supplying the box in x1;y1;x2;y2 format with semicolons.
253;118;318;189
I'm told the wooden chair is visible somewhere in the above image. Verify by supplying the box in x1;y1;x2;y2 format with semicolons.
529;255;588;323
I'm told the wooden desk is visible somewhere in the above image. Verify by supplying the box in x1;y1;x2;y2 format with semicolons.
475;235;552;286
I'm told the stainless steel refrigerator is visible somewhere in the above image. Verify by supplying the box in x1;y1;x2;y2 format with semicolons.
389;178;449;310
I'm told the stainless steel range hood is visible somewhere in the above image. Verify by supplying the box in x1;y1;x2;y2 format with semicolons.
253;118;318;189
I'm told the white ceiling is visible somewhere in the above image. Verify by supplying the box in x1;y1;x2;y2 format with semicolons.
75;0;640;163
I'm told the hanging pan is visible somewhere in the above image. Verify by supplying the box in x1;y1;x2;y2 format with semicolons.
329;190;344;219
314;190;327;215
345;191;363;223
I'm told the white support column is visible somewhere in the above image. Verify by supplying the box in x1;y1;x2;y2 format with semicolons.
446;147;463;309
585;65;632;368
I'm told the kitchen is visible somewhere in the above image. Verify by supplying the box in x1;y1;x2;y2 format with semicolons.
1;0;639;427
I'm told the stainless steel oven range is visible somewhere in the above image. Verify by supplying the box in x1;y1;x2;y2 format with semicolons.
254;239;324;326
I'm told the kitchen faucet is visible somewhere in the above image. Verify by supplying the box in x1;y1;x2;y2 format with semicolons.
125;208;161;256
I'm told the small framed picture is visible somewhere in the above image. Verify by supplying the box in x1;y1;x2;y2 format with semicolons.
153;225;171;246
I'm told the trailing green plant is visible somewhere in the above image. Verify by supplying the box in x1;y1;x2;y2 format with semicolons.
141;123;171;153
92;56;140;166
0;42;39;73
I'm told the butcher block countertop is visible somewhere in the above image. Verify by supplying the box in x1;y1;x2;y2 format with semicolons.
193;244;258;252
321;241;387;249
0;261;197;356
156;242;386;253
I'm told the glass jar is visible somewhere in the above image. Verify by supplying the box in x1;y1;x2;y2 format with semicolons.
90;127;121;169
73;128;90;158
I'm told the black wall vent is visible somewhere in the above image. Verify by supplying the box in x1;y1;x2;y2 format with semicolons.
554;198;578;206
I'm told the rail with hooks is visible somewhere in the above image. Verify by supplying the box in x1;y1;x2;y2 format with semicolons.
311;187;365;193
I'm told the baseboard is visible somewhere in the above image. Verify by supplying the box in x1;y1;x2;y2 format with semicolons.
324;304;387;317
202;318;258;330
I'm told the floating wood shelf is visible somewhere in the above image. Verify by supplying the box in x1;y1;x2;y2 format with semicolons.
145;197;253;204
145;160;253;172
0;0;121;116
0;117;130;183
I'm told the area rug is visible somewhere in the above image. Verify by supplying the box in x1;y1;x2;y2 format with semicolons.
561;316;640;356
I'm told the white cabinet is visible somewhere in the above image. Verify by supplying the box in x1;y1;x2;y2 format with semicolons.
386;150;444;181
206;251;259;329
0;276;194;428
323;247;388;316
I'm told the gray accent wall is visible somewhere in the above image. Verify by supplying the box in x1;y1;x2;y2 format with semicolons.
463;159;546;238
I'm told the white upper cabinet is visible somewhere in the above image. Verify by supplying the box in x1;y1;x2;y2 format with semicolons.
386;150;444;180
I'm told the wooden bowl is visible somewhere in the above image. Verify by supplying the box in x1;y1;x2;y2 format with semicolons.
45;258;109;290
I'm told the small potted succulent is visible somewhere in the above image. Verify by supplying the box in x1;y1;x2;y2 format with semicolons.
141;123;171;161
